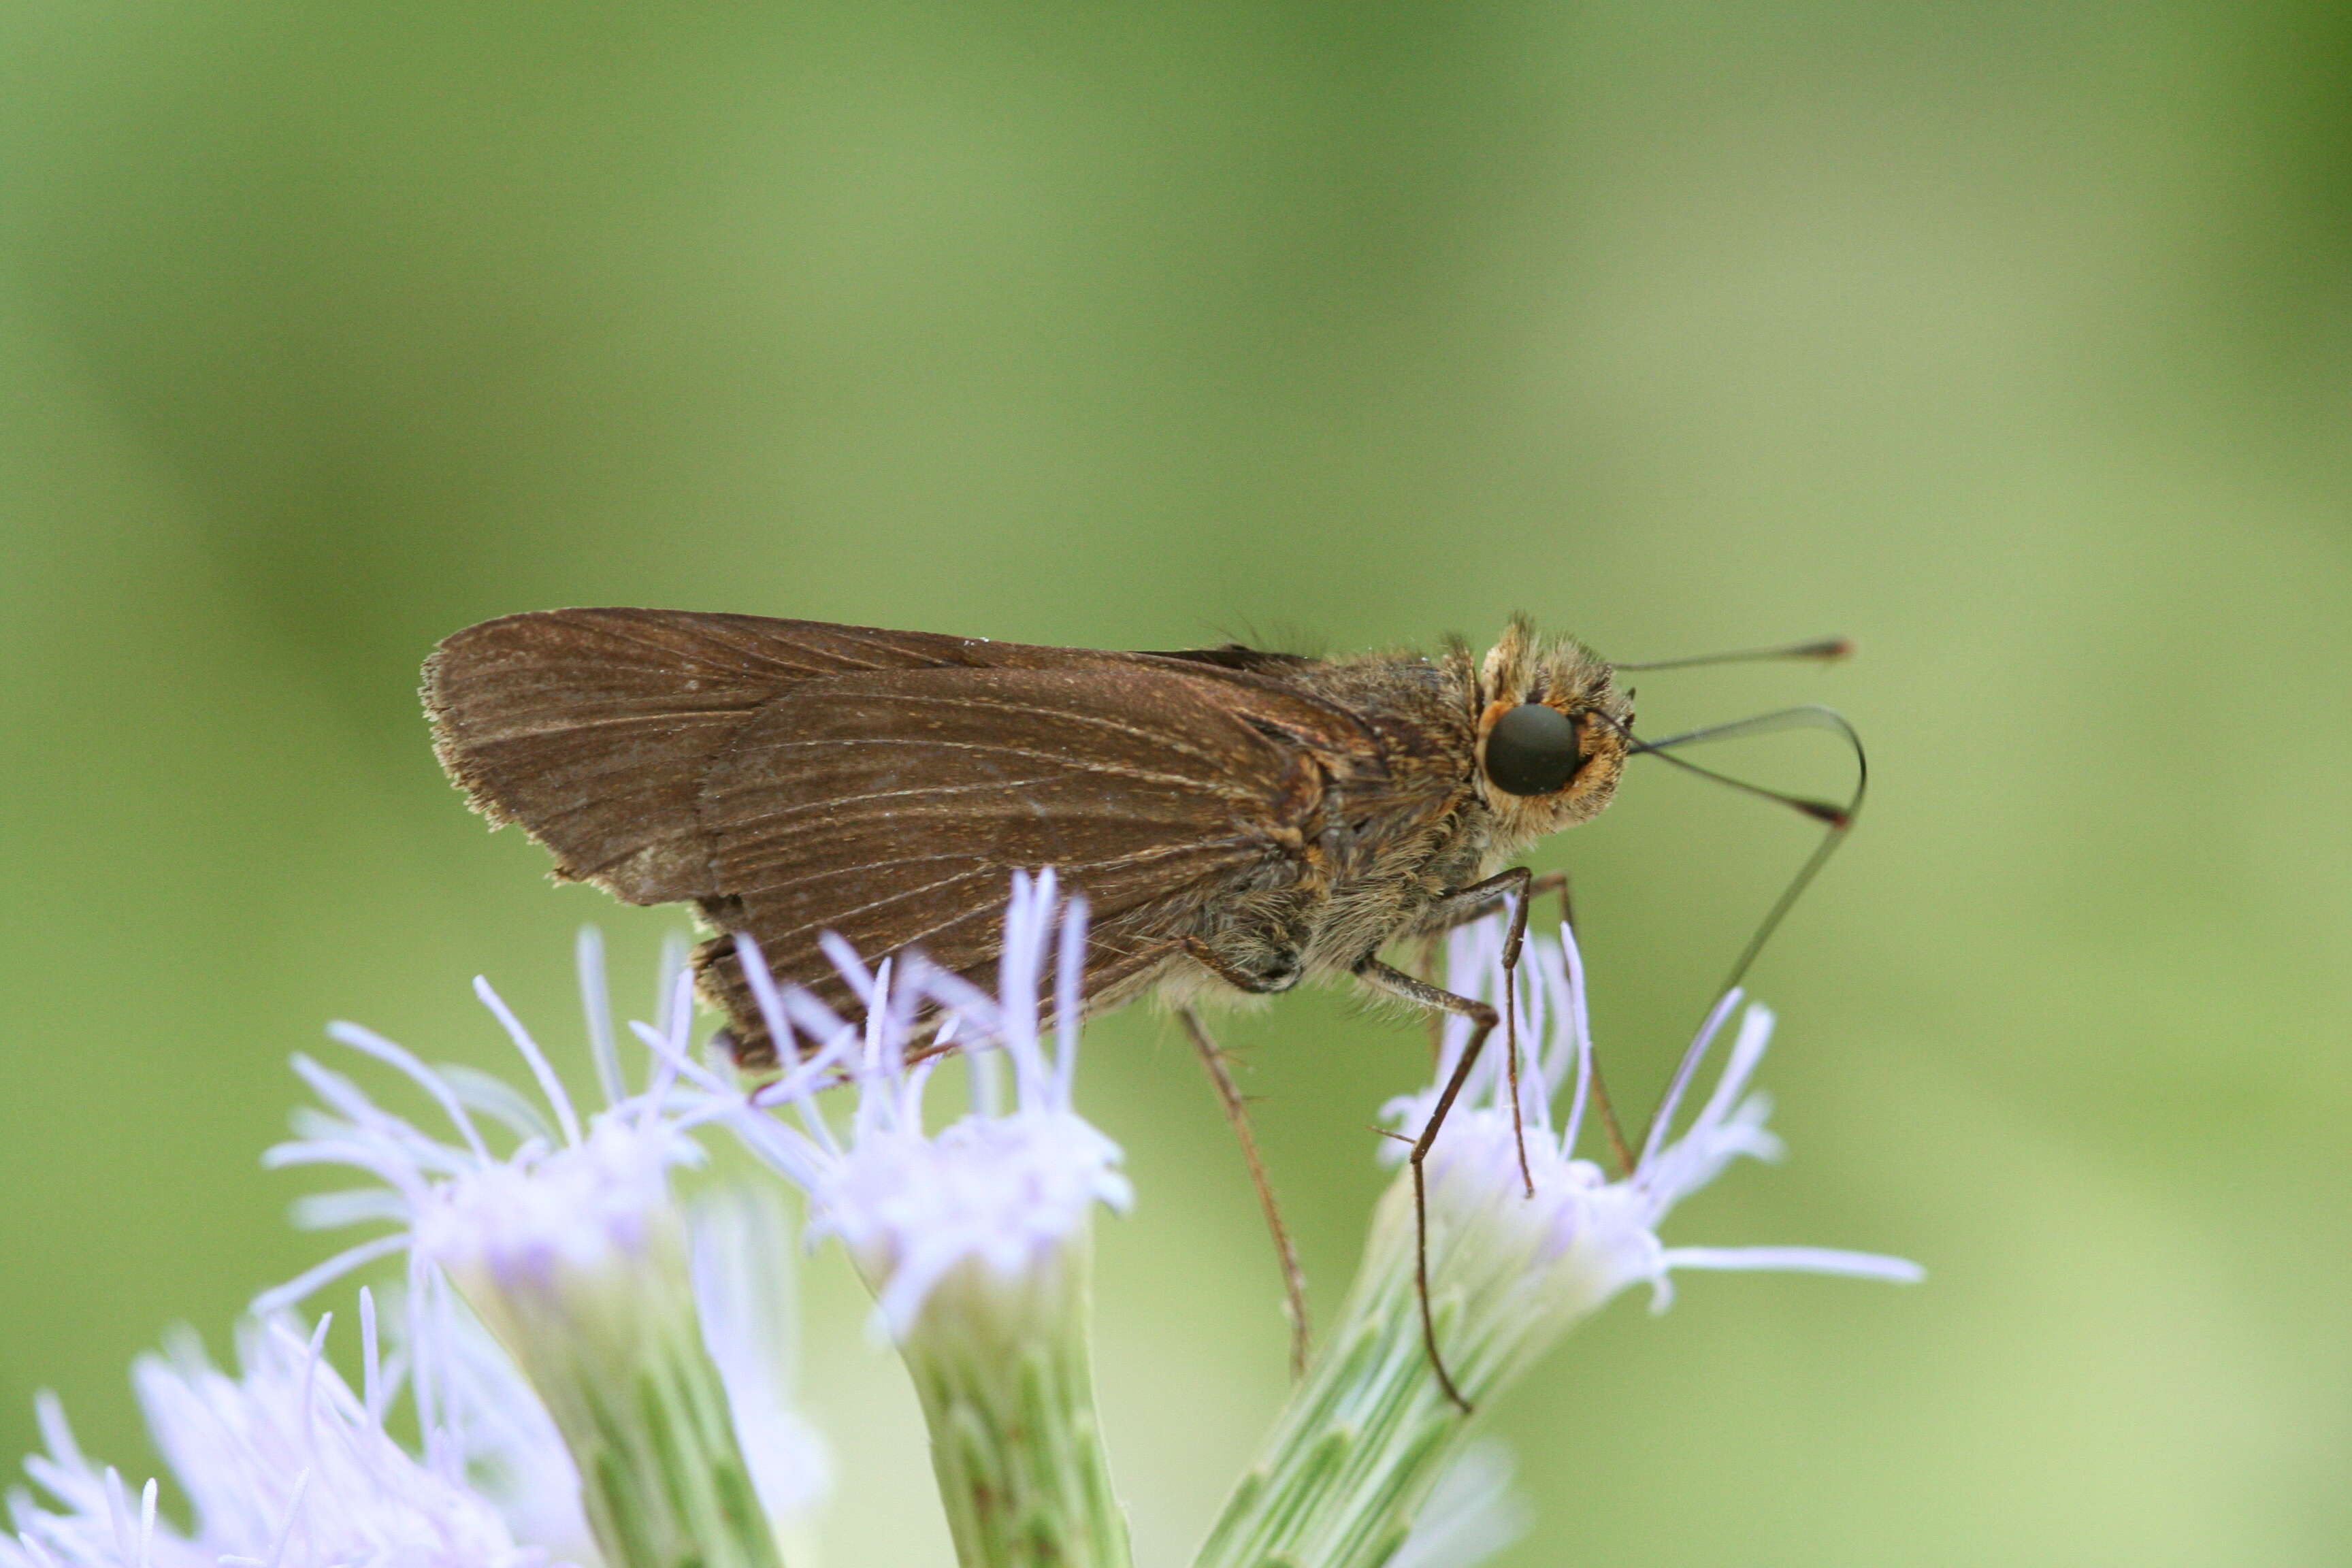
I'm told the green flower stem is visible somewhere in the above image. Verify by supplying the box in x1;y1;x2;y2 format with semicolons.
451;1220;787;1568
894;1237;1132;1568
1194;1171;1563;1568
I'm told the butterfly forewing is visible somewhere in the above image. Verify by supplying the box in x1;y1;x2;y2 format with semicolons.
426;608;1385;1060
423;608;1041;898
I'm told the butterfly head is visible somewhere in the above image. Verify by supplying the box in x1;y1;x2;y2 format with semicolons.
1473;617;1634;846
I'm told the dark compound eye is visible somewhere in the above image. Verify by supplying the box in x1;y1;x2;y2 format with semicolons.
1484;702;1584;796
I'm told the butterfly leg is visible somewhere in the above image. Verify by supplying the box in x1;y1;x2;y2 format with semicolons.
1411;930;1447;1069
1352;956;1501;1416
1407;868;1541;1199
1414;868;1568;937
1174;1005;1312;1379
1173;935;1315;1375
1413;868;1635;1175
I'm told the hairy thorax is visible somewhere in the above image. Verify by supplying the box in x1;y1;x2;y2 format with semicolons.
1163;649;1496;996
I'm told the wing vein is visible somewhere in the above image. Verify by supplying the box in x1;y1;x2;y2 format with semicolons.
734;736;1258;802
719;774;1071;824
742;838;1256;950
832;689;1275;775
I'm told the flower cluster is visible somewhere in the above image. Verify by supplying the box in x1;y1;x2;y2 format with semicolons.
1194;913;1918;1568
5;879;1916;1568
5;1298;546;1568
1380;914;1921;1346
685;870;1130;1345
645;871;1136;1568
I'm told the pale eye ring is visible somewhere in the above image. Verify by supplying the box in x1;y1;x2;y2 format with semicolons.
1484;703;1583;796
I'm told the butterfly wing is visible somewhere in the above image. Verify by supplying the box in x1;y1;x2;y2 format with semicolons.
425;609;1381;1058
424;607;1081;901
690;659;1373;1050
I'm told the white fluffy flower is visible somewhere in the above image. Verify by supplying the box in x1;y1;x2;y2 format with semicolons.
259;931;830;1567
706;869;1131;1342
257;932;721;1323
676;870;1136;1568
3;1295;560;1568
1379;912;1921;1351
1197;909;1920;1568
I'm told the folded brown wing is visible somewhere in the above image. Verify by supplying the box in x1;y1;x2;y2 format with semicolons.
692;660;1364;1058
426;609;1384;1062
423;608;1060;902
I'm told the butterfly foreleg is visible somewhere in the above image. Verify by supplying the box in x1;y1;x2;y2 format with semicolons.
1411;867;1570;940
1403;869;1540;1200
1350;956;1502;1416
1411;868;1635;1175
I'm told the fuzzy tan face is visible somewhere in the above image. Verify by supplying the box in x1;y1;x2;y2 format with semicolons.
1471;621;1635;851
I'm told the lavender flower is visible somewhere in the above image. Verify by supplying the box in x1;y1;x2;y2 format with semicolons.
700;870;1134;1568
5;875;1922;1568
1194;910;1921;1568
261;932;831;1568
4;1294;559;1568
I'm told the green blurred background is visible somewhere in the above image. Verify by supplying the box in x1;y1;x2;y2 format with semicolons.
3;2;2348;1563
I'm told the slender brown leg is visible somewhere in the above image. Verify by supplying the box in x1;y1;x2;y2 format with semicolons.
1166;935;1322;1377
1353;956;1503;1415
1405;868;1539;1198
1412;868;1566;936
1411;931;1446;1068
1175;1006;1312;1378
1418;869;1637;1177
1531;874;1634;1174
1537;874;1635;1176
1578;1055;1632;1175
